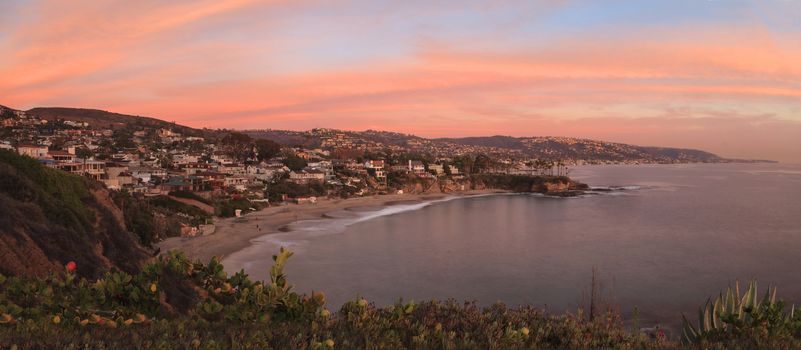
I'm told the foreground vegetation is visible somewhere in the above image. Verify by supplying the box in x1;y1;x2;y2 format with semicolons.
1;250;800;349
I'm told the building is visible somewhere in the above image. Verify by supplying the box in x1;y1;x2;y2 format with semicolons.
160;176;204;192
288;169;326;184
408;160;426;174
428;164;444;175
16;144;48;158
51;160;106;180
48;150;75;162
364;159;386;179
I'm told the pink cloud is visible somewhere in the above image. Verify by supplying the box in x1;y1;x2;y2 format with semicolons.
1;2;800;162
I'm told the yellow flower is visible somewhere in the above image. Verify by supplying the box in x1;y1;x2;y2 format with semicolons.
357;298;368;308
521;327;530;336
324;339;335;348
52;315;61;324
150;283;158;293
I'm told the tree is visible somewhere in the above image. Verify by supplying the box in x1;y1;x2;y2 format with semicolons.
282;154;307;171
473;154;492;174
75;147;93;160
254;139;281;162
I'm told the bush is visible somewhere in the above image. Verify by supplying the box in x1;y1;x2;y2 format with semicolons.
149;196;211;221
0;249;670;349
168;190;211;205
215;197;253;217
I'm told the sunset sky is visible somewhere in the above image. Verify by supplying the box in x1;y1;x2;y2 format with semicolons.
1;0;800;162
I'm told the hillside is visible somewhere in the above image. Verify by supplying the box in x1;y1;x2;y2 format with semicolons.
25;107;206;136
0;150;150;279
4;103;739;163
436;135;723;163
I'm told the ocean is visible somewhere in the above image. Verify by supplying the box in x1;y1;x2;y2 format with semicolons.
224;163;801;331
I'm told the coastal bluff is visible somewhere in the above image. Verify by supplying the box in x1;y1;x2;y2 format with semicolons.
395;174;589;197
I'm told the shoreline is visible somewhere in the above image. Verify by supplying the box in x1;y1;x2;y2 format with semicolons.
157;189;508;262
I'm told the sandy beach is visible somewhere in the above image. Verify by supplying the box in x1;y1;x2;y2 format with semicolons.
157;190;506;263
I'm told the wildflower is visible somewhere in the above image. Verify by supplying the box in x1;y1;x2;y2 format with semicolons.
357;298;368;308
66;261;77;272
150;283;158;293
52;315;61;324
521;327;530;336
324;339;335;348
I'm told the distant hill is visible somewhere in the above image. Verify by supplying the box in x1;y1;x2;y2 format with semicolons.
0;150;150;278
436;135;724;163
26;107;206;136
4;103;742;162
436;135;527;150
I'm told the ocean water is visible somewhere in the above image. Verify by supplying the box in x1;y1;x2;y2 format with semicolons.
224;163;801;331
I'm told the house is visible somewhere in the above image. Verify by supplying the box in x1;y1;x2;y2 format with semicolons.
288;169;326;184
196;171;226;190
408;160;426;174
294;196;317;204
428;164;444;175
51;160;106;180
103;171;134;190
160;176;204;192
364;159;385;169
224;176;249;191
390;164;409;173
48;150;75;162
130;167;167;183
81;160;107;180
16;144;48;158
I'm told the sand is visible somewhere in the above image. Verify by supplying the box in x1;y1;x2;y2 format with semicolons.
157;190;506;263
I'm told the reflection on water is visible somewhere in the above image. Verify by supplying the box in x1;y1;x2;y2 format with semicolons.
224;163;801;331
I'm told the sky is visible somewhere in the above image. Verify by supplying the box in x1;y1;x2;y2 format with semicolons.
1;0;800;162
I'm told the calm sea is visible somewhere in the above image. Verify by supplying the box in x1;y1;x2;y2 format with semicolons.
224;163;801;331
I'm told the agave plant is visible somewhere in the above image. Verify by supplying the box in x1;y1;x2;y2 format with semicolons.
682;280;796;344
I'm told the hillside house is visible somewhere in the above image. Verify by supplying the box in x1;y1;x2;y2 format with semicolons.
288;169;325;184
16;144;48;158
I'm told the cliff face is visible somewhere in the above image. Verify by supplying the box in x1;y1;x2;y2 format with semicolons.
395;174;587;195
0;150;150;278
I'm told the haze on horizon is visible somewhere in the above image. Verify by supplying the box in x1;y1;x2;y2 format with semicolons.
1;0;800;163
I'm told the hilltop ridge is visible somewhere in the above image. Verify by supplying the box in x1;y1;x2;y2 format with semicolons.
1;104;770;163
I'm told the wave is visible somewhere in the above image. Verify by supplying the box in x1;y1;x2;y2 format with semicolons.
589;185;641;191
245;193;512;251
